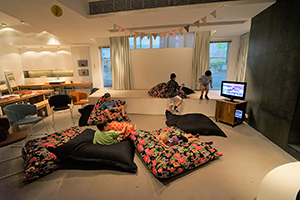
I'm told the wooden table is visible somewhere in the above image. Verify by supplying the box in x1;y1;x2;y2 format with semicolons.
0;90;53;114
18;83;93;94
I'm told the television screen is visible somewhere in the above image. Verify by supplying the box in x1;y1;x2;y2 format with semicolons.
221;81;247;101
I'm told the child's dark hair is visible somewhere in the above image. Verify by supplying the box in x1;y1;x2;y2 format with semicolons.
96;120;108;131
205;70;212;76
170;73;176;79
103;93;111;99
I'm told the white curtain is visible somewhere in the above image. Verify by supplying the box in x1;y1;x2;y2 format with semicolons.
191;31;211;90
235;32;250;82
110;36;132;90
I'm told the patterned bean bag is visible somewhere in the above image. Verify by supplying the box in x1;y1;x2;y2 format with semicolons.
130;127;222;179
107;121;136;138
87;97;130;125
147;82;188;99
22;126;84;182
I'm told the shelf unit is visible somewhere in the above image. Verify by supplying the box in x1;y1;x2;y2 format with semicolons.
215;99;247;127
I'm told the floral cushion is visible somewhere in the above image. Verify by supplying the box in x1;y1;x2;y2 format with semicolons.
147;82;188;99
130;127;222;179
107;121;135;138
22;126;84;182
87;97;129;125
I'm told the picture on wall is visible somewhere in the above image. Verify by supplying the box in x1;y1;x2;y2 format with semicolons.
78;69;89;76
78;60;88;67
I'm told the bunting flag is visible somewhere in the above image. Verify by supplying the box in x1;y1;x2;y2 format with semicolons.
194;20;200;28
165;31;170;38
118;26;123;32
201;16;207;24
152;33;158;39
135;32;140;38
101;4;224;38
178;28;184;35
159;32;164;39
184;25;190;33
211;10;217;18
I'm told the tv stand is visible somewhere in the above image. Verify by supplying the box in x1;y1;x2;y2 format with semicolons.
215;99;247;127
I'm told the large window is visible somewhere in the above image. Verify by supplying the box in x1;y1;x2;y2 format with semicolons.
209;42;229;89
100;47;112;88
129;33;194;49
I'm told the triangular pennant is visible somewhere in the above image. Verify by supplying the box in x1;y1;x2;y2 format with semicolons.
165;31;170;39
184;25;190;33
178;28;184;35
146;33;152;39
152;33;158;39
140;32;145;39
135;32;140;38
159;32;164;39
118;26;123;32
201;16;207;24
124;29;129;35
130;30;135;36
171;29;177;37
211;10;217;18
194;20;200;28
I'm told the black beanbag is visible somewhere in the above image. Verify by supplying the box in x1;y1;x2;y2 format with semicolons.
78;105;94;126
165;110;227;137
48;128;137;173
182;86;195;94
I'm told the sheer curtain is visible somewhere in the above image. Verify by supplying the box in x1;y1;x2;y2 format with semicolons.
110;36;132;90
191;31;211;90
235;32;250;82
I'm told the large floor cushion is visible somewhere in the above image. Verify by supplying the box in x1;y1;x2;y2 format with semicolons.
130;127;222;179
147;82;188;99
87;97;129;125
22;126;84;182
47;128;137;173
165;110;227;137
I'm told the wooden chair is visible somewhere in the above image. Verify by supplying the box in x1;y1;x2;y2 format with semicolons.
69;91;90;108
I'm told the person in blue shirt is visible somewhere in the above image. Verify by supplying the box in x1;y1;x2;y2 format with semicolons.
102;92;128;122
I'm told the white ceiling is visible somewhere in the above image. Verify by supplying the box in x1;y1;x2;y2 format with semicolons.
0;0;276;47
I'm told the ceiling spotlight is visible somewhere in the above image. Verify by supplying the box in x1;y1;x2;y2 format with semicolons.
1;23;6;27
57;46;60;49
20;21;25;25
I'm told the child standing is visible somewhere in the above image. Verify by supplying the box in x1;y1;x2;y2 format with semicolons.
198;70;213;100
166;73;183;113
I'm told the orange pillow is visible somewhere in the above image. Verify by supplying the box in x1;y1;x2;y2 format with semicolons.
107;121;135;138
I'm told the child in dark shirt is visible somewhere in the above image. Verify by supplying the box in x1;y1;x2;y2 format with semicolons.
166;73;183;113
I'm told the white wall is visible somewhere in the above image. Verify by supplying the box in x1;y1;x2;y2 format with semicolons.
0;42;24;84
131;48;193;89
70;46;92;83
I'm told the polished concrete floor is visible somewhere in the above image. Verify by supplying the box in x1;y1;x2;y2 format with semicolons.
0;105;297;200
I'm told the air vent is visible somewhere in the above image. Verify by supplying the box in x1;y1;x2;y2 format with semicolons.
90;0;232;15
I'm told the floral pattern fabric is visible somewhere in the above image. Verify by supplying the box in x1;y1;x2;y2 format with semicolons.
147;82;188;99
130;127;222;179
22;126;84;182
87;97;129;125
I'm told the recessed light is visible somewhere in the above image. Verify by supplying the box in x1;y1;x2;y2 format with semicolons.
1;23;6;27
20;21;25;25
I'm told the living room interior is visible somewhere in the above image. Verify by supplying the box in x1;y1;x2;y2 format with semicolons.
0;0;300;199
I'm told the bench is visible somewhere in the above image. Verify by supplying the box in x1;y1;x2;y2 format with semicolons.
34;100;51;116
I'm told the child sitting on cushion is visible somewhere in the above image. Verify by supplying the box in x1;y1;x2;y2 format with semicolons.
102;92;129;122
157;132;213;149
93;120;129;145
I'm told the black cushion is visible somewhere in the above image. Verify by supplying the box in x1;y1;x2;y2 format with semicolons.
165;110;227;137
182;86;195;94
47;128;137;173
78;105;94;126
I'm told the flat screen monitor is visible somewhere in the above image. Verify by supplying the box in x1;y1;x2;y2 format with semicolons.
221;81;247;102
